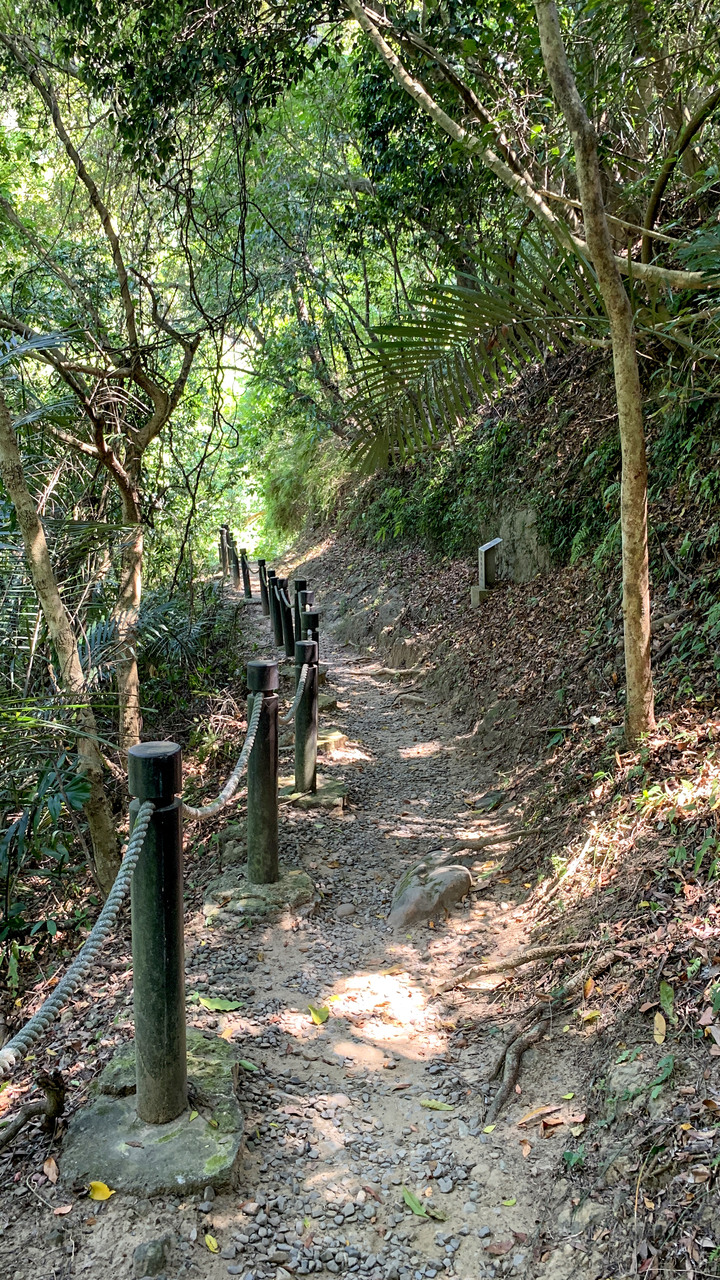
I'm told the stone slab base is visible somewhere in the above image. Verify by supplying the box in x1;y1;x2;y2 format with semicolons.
470;586;491;606
203;866;315;924
59;1030;243;1196
279;773;347;810
317;726;349;756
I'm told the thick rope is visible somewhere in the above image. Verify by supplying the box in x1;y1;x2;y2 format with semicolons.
0;800;155;1078
280;588;292;610
182;692;263;820
279;664;309;724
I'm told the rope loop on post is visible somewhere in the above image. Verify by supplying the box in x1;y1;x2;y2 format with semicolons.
0;799;156;1079
279;664;309;724
182;691;264;820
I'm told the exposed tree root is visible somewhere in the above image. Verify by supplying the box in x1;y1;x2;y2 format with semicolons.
485;1015;551;1124
436;940;590;992
480;942;641;1121
0;1071;66;1152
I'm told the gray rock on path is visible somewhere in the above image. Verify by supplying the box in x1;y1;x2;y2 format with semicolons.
387;854;472;929
133;1238;168;1278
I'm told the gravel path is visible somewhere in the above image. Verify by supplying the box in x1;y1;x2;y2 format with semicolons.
1;577;608;1280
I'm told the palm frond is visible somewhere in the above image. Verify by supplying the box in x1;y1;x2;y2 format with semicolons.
346;238;607;468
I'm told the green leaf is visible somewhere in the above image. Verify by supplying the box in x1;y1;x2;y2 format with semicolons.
401;1185;428;1217
308;1004;329;1025
652;1054;675;1087
426;1204;448;1221
419;1099;454;1111
659;981;675;1023
502;1198;516;1207
238;1059;258;1072
197;995;243;1012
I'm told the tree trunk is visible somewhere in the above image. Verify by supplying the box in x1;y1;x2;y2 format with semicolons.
114;491;143;751
0;388;120;891
534;0;655;743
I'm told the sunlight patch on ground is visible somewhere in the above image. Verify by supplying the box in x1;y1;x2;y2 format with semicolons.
398;740;443;759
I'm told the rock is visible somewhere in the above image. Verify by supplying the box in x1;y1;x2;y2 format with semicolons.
204;867;315;923
132;1238;167;1278
61;1031;244;1195
387;857;471;930
336;903;356;919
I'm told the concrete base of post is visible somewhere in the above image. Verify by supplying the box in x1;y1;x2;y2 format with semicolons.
203;865;314;926
59;1029;244;1195
279;773;348;811
470;585;490;607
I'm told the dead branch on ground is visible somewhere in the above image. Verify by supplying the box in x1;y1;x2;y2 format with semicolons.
0;1070;66;1152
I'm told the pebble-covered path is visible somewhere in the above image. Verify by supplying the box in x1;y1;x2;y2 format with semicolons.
5;577;606;1280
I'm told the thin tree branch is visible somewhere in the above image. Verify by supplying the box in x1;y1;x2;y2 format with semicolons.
642;86;720;262
344;0;717;291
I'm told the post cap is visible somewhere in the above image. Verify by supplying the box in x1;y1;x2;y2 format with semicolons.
257;558;266;567
247;659;279;693
299;589;314;607
267;568;277;579
128;741;182;802
293;577;308;593
239;547;247;555
276;576;288;588
295;639;318;665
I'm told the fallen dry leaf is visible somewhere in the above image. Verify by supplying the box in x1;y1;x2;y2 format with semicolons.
88;1181;115;1202
541;1115;565;1132
43;1156;58;1184
53;1205;73;1216
517;1104;561;1127
654;1012;667;1045
520;1140;532;1158
487;1240;514;1256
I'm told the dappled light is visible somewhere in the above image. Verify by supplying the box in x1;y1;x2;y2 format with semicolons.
1;3;720;1278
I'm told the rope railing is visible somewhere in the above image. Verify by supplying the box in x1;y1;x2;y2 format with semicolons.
0;799;156;1079
182;691;264;820
279;663;309;724
0;536;321;1111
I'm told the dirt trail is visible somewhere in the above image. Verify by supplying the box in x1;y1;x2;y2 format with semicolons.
1;572;612;1280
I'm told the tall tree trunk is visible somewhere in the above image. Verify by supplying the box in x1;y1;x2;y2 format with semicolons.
114;488;143;750
0;389;120;891
534;0;655;743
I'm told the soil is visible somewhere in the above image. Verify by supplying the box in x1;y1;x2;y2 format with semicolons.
0;538;718;1280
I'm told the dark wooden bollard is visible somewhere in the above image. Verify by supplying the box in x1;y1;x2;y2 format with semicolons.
258;559;269;616
293;578;307;642
229;538;240;590
294;639;318;794
128;742;187;1125
239;548;252;599
278;578;295;658
301;608;320;648
268;572;284;646
246;661;279;885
